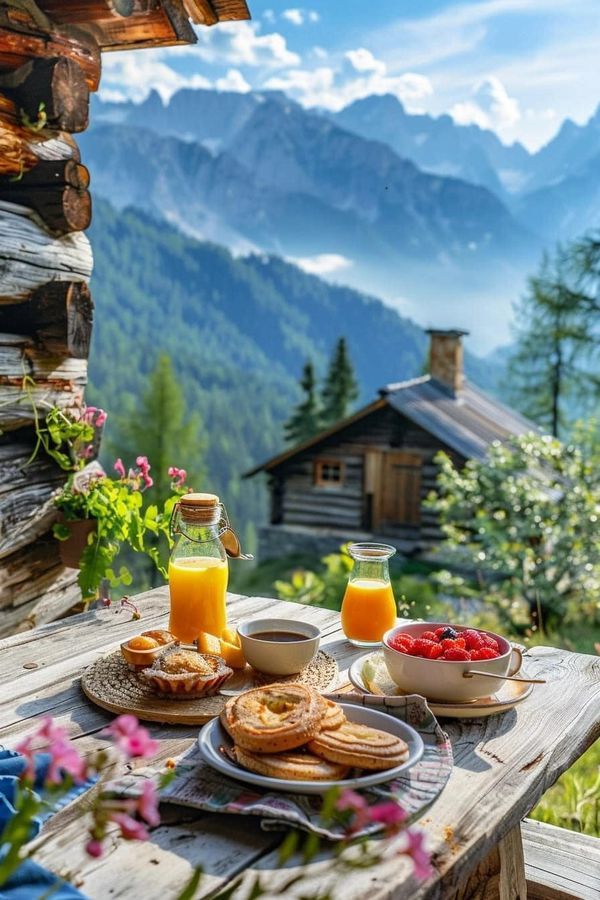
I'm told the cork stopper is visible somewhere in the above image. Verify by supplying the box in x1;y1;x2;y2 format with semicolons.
179;493;221;524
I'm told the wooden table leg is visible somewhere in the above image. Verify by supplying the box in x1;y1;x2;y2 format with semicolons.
452;824;528;899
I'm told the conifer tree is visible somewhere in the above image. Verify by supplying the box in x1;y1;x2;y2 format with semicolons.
284;360;321;444
508;247;592;437
320;337;359;428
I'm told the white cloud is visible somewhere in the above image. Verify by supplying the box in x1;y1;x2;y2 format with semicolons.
282;8;304;26
192;21;300;69
262;9;275;23
451;76;520;132
290;254;353;276
345;48;386;76
312;46;328;60
215;69;251;93
281;8;320;26
100;52;211;103
264;51;433;113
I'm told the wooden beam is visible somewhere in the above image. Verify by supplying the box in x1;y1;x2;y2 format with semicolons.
0;181;91;234
0;201;92;299
1;157;90;190
0;281;94;358
0;56;89;132
183;0;217;25
91;0;195;51
0;24;101;92
38;1;136;24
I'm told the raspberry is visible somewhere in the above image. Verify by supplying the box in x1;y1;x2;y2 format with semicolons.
442;648;471;661
413;639;437;657
389;635;413;653
426;642;444;659
463;629;484;651
440;637;466;652
420;631;437;642
481;635;499;652
471;647;500;660
434;627;449;638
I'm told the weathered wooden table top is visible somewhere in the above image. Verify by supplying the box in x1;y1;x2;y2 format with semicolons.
0;590;598;899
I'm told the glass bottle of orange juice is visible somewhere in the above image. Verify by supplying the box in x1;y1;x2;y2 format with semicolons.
168;493;229;643
341;543;397;647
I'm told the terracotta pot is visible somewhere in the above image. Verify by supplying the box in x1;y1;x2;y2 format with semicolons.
58;517;97;568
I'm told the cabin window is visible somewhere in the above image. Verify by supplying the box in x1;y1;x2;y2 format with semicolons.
314;459;345;487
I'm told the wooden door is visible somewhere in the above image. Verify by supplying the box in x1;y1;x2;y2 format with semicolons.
378;451;422;527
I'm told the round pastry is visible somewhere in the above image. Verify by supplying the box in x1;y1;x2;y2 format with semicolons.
308;721;409;770
234;746;349;782
226;683;325;753
141;629;178;646
320;699;346;732
142;649;232;699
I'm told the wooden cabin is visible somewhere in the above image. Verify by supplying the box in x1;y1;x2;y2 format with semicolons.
246;330;538;560
0;0;250;636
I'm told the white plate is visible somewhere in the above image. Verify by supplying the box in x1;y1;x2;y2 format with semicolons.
197;702;424;794
349;653;533;718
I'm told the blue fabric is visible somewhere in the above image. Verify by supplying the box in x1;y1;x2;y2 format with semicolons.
0;748;95;899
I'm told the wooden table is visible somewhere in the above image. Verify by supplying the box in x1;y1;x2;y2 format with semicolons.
1;590;599;899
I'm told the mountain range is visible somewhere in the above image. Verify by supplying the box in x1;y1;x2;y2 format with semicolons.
86;90;550;349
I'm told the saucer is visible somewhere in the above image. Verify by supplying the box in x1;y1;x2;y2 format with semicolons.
348;651;533;718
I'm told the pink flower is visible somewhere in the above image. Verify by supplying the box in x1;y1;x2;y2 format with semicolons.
168;466;187;487
102;715;159;760
368;801;407;833
136;781;160;827
85;840;104;858
142;474;153;490
109;812;149;842
82;406;107;427
114;458;126;478
15;717;87;785
335;788;371;833
136;456;150;475
402;829;432;881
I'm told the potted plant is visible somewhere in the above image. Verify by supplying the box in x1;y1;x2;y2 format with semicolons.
32;403;188;601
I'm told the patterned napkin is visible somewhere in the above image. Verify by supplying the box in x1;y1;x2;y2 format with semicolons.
115;694;452;841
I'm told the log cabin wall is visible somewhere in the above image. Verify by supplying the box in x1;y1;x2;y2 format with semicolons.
268;405;464;543
0;0;250;636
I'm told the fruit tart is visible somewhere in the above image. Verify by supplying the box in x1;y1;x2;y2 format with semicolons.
142;648;232;699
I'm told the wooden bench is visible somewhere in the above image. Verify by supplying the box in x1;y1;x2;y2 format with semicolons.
523;818;600;899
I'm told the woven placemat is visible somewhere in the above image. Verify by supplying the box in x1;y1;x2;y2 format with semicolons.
81;650;339;725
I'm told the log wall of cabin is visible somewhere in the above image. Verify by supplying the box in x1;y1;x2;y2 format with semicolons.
269;404;464;541
0;2;100;636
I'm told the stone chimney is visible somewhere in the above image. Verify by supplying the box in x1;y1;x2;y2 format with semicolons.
426;329;468;394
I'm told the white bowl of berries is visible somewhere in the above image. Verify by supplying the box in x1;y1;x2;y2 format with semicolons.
382;623;520;703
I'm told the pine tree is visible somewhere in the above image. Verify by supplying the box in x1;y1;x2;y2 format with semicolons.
320;337;359;428
284;360;321;445
508;248;592;437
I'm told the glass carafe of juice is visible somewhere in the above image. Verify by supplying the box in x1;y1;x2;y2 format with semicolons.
341;543;397;647
168;493;229;643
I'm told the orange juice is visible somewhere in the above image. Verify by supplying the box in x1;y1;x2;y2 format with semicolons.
341;578;397;644
168;556;228;643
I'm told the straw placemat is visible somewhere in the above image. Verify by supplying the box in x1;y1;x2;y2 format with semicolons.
81;650;339;725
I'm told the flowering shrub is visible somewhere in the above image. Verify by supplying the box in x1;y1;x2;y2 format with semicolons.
0;715;163;889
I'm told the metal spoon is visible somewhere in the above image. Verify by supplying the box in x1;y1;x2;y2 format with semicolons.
462;669;546;684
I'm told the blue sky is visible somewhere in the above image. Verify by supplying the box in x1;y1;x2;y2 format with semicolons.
101;0;600;151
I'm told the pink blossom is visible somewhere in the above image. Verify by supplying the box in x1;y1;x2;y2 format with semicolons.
85;840;104;858
109;812;149;842
136;456;150;475
15;717;87;785
114;458;126;478
142;474;153;490
168;466;187;487
402;829;432;881
82;406;107;427
102;715;159;760
81;445;94;459
136;781;160;827
368;801;407;833
335;788;371;833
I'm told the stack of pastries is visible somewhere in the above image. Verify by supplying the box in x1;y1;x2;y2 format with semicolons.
221;683;409;781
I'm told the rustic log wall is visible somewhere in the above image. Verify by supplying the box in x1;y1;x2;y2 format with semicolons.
0;0;250;636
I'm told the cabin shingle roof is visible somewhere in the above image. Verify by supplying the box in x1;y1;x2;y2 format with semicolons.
246;375;538;476
381;375;538;460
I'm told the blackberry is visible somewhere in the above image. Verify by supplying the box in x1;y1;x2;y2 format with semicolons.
439;627;458;640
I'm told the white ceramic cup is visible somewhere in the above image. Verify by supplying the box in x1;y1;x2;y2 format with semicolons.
237;618;321;675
